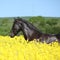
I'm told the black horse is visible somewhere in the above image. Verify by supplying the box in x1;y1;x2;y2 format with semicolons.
10;17;60;44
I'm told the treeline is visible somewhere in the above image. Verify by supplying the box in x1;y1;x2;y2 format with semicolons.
0;16;60;35
28;16;60;34
0;18;14;35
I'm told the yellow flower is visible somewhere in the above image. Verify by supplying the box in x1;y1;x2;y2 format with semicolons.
0;35;60;60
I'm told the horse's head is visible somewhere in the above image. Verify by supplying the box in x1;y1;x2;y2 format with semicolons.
10;17;23;37
10;17;42;41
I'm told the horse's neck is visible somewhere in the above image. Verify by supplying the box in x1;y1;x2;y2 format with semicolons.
22;23;42;40
23;23;34;37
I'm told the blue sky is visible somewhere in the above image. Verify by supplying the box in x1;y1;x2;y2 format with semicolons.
0;0;60;17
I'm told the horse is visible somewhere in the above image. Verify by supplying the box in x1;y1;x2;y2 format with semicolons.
10;17;60;44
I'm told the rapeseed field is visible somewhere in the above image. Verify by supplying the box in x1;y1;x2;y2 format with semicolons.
0;35;60;60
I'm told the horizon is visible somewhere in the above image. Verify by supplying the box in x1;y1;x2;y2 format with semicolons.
0;15;60;18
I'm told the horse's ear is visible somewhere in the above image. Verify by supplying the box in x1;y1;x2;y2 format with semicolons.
13;17;22;22
13;17;21;23
13;17;18;22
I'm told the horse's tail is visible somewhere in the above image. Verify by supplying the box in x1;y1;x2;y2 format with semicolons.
54;33;60;42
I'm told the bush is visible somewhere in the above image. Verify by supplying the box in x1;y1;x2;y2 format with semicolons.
29;16;60;34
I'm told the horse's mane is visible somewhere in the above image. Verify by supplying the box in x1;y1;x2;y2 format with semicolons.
15;17;42;34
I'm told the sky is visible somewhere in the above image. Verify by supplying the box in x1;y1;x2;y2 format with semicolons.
0;0;60;17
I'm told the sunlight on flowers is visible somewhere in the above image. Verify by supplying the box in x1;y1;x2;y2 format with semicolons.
0;35;60;60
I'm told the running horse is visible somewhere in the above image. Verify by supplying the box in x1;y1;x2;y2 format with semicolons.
10;17;60;44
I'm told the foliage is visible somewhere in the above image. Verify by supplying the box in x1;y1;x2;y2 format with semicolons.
29;16;60;34
0;16;60;35
0;18;14;35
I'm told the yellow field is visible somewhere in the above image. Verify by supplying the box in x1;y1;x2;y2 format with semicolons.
0;35;60;60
